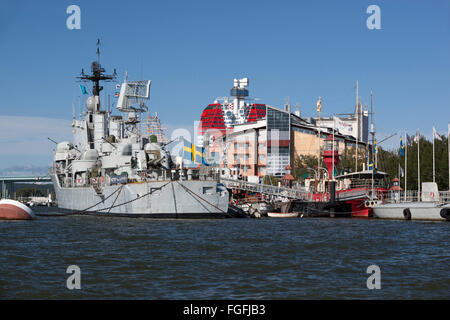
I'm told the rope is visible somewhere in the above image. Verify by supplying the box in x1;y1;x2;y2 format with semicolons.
36;181;172;216
36;184;123;217
72;184;123;215
107;184;124;214
175;180;227;214
94;180;173;212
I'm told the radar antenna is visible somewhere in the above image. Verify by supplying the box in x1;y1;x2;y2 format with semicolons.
77;39;117;97
116;79;151;113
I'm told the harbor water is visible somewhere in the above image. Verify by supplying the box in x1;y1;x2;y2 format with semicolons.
0;208;449;299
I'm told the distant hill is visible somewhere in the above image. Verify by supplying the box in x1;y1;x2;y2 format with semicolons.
0;165;50;177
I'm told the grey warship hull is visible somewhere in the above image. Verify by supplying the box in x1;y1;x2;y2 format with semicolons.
51;174;229;218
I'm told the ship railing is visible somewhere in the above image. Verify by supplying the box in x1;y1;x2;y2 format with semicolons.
439;191;450;203
340;179;385;190
380;190;426;203
220;178;312;201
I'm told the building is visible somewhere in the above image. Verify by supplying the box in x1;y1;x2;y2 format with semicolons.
198;78;370;179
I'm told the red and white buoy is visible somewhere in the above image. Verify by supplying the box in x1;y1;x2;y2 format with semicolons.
0;199;36;220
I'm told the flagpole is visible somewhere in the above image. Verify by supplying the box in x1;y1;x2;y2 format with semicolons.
418;131;421;201
405;131;407;201
448;122;450;191
433;126;436;183
332;115;335;180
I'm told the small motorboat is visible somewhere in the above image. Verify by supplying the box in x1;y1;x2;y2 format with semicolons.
0;199;36;220
267;212;298;218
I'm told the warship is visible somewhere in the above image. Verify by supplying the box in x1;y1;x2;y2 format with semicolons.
50;46;229;218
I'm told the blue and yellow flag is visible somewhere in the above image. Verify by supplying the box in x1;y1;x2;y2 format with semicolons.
400;137;404;157
373;140;377;155
369;160;374;171
79;84;87;95
183;139;207;166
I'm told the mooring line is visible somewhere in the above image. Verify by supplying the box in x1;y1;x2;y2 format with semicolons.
107;184;124;214
36;181;173;217
175;180;227;214
35;184;123;217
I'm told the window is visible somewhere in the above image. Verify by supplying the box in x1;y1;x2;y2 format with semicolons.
259;154;265;161
244;154;249;161
243;166;248;172
244;143;249;150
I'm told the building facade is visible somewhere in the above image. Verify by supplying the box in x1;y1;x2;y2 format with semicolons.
198;79;370;179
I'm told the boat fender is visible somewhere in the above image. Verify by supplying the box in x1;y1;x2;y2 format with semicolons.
439;208;450;220
403;208;411;220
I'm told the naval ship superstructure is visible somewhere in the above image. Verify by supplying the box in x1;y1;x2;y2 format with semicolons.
50;53;229;218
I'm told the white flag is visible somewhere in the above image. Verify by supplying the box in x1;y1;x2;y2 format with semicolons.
433;126;442;141
414;130;420;143
399;164;404;177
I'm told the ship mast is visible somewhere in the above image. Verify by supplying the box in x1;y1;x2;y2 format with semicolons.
355;80;359;173
78;39;117;110
370;90;375;200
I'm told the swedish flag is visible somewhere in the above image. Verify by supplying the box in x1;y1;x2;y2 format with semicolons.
400;137;404;157
369;160;374;171
183;139;206;165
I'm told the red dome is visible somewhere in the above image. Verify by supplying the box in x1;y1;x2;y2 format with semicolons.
198;103;226;136
247;104;266;123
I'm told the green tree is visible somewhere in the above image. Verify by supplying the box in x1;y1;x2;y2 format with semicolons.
16;187;46;198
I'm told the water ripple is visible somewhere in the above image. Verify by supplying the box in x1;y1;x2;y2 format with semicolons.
0;213;449;299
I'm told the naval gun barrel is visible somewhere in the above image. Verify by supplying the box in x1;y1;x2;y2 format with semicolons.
48;137;81;152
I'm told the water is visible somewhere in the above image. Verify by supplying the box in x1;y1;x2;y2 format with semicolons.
1;208;449;299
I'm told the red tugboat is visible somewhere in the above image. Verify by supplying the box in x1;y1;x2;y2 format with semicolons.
315;135;389;217
334;170;389;217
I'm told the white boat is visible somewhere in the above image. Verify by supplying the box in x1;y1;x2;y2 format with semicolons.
373;202;450;221
372;183;450;221
267;212;298;218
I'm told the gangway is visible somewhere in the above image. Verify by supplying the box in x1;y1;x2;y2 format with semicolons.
220;178;313;201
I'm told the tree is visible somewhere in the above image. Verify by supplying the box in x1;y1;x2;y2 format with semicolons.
16;187;46;198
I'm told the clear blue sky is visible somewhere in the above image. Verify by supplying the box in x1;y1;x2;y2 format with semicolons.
0;0;449;169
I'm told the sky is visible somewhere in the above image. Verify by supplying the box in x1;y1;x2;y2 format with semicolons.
0;0;449;170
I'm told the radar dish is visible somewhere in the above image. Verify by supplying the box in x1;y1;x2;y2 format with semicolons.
117;80;151;113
